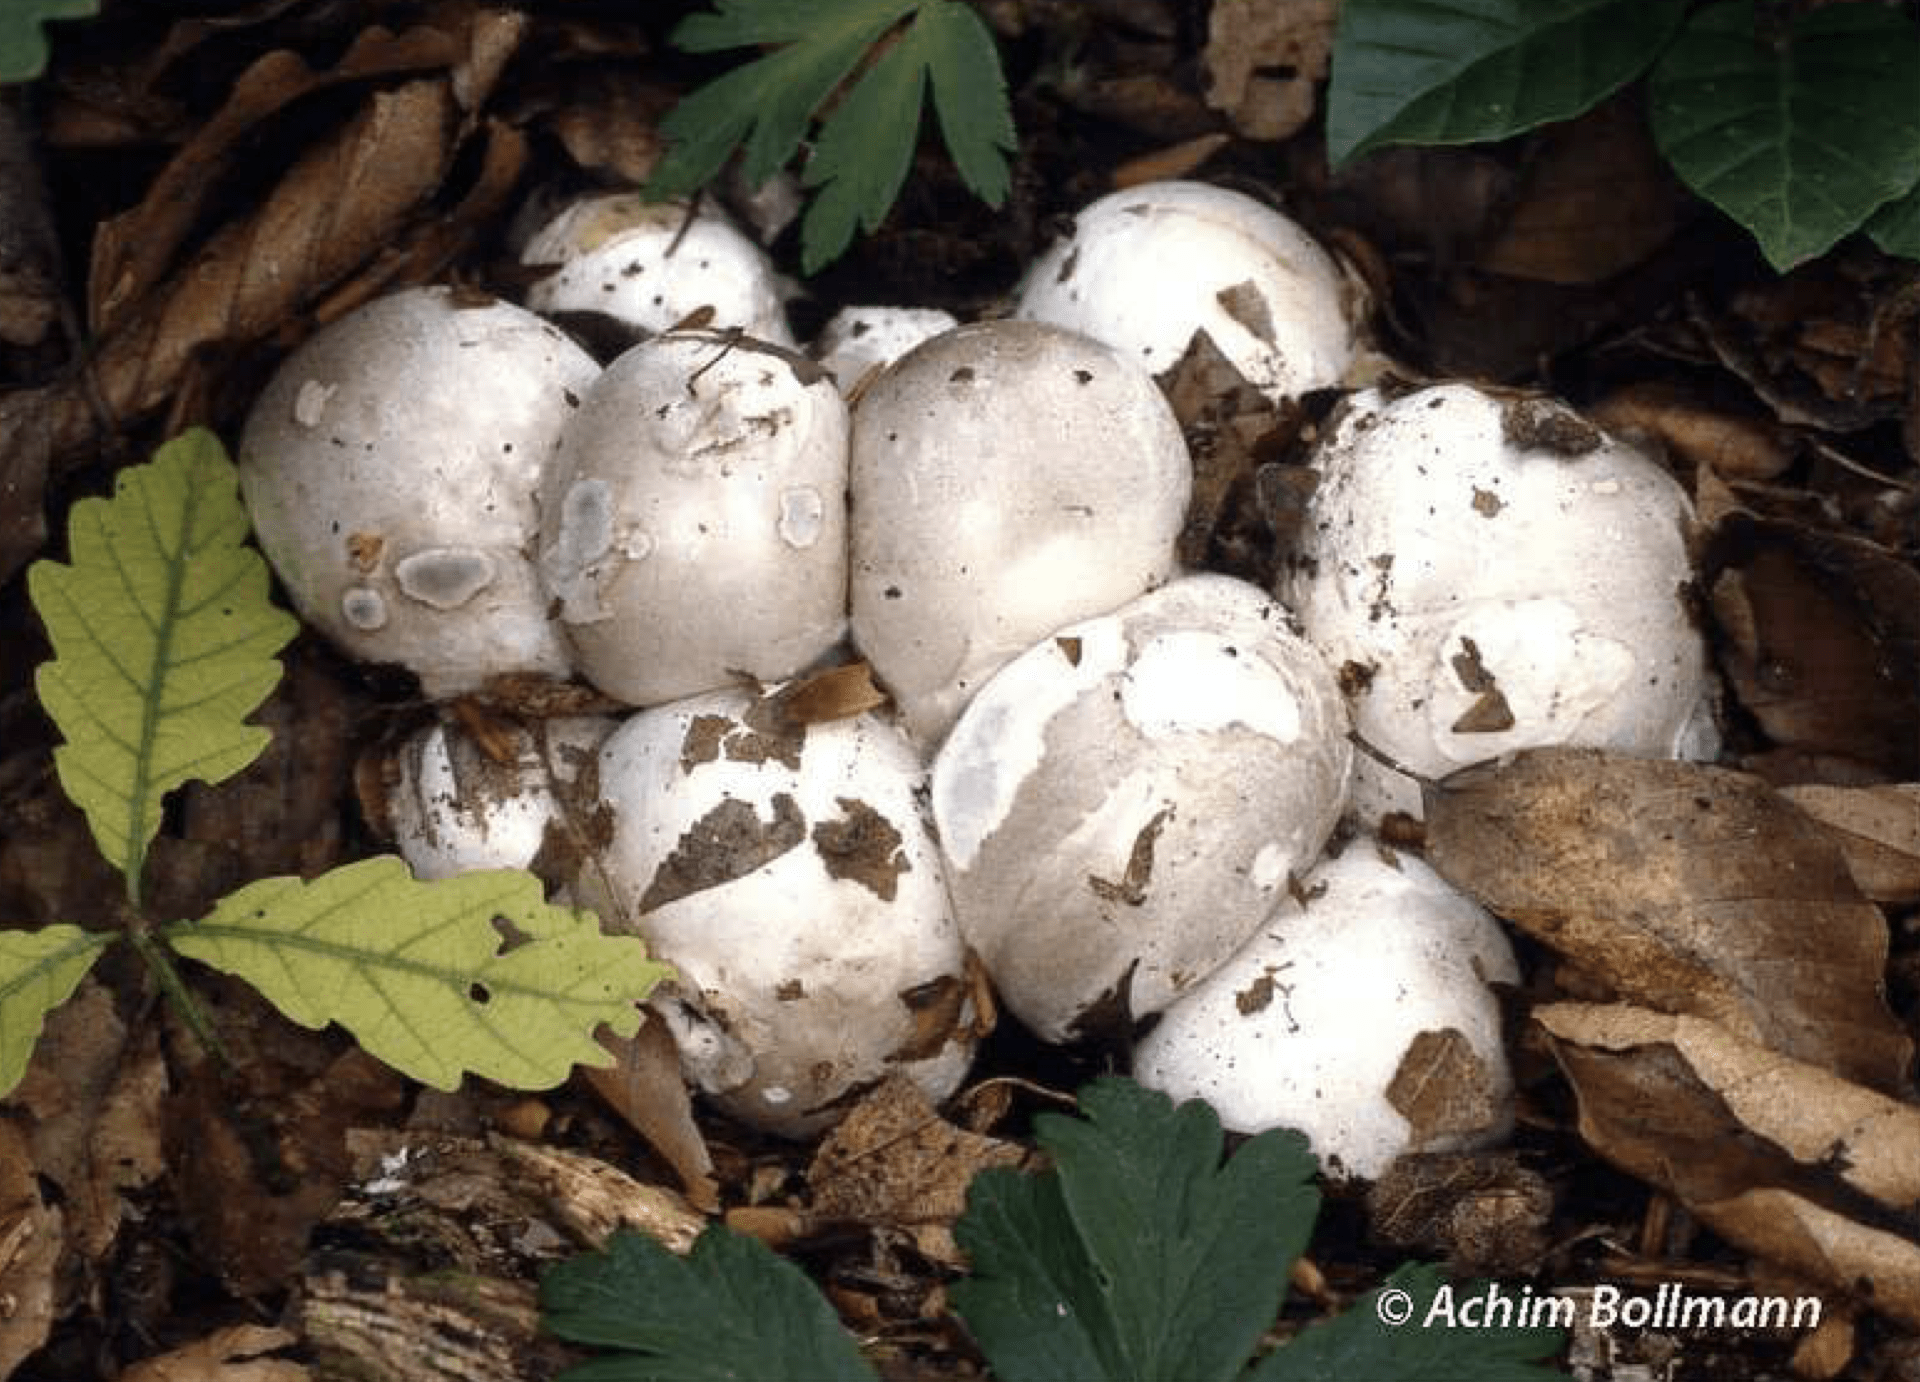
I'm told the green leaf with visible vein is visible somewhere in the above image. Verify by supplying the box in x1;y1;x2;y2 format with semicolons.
1650;1;1920;270
1326;0;1685;167
540;1225;876;1382
1;0;97;83
28;429;297;903
0;926;112;1095
168;858;669;1090
1247;1263;1566;1381
1867;181;1920;261
645;0;1014;273
951;1078;1321;1382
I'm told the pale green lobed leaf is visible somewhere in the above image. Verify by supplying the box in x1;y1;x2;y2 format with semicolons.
28;429;297;899
169;858;671;1091
0;926;111;1096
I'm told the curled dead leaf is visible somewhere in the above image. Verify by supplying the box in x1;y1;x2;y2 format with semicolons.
1202;0;1335;142
1781;783;1920;903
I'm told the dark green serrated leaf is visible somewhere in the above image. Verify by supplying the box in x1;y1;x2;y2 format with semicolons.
1867;180;1920;260
1248;1263;1567;1381
951;1077;1320;1382
920;0;1014;206
1326;0;1685;167
0;0;96;83
800;10;928;271
1650;1;1920;270
540;1226;875;1382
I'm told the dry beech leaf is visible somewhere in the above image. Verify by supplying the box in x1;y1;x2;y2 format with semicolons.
1202;0;1335;141
1587;379;1794;481
1704;514;1920;780
1781;784;1920;903
1425;748;1912;1092
582;1017;718;1210
766;661;888;727
120;1324;308;1382
0;1118;63;1375
1537;1002;1920;1328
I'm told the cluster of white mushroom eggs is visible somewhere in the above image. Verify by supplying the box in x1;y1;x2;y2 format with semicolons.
238;181;1718;1169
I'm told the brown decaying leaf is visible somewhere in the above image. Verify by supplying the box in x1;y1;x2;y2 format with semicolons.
1384;1026;1507;1150
1588;379;1794;482
1781;784;1920;903
1202;0;1336;142
0;97;61;351
582;1016;719;1210
767;661;889;726
1367;1150;1553;1276
1424;748;1912;1093
120;1325;308;1382
540;67;675;186
0;1118;64;1374
1538;1003;1920;1328
1704;514;1920;780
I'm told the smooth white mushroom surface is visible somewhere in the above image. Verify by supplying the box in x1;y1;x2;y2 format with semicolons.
522;193;794;345
1134;845;1519;1180
239;287;597;697
539;329;850;707
387;715;614;883
1015;179;1357;404
584;685;976;1136
850;319;1192;747
1282;383;1719;821
931;573;1351;1043
812;305;959;396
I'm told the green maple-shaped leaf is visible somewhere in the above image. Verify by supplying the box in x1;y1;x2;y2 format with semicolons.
952;1078;1321;1382
28;429;297;902
0;0;97;83
1650;1;1920;270
0;926;112;1095
646;0;1014;273
169;858;670;1091
1326;0;1686;167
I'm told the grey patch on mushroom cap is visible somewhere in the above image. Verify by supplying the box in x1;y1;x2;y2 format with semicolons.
542;478;617;623
341;587;389;630
395;548;497;610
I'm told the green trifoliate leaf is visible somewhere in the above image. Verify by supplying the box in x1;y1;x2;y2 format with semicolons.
1326;0;1685;167
168;859;669;1091
540;1225;877;1382
0;926;112;1096
951;1077;1321;1382
1650;2;1920;271
1247;1263;1567;1381
0;0;96;83
645;0;1014;273
28;429;297;901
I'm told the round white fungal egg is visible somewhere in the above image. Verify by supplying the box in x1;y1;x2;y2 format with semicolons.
1135;845;1519;1180
1015;179;1357;404
239;287;598;697
539;329;850;707
1282;383;1719;821
931;574;1351;1043
522;193;794;344
850;319;1192;747
387;715;614;882
812;305;959;396
585;685;976;1136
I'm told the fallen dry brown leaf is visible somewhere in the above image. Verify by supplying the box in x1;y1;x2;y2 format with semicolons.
582;1016;719;1210
1588;378;1794;482
0;1119;62;1375
1780;783;1920;903
1538;1002;1920;1328
119;1325;308;1382
1202;0;1336;142
1425;747;1912;1092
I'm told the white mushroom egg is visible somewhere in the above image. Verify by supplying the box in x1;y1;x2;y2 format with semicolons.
1015;179;1357;404
239;287;597;697
539;329;849;707
812;306;959;396
850;319;1191;747
931;573;1351;1043
1134;845;1519;1181
1282;383;1718;822
387;715;614;882
585;685;975;1136
522;193;794;345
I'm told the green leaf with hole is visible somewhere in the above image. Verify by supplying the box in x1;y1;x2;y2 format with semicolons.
1;0;96;83
1326;0;1685;167
168;858;669;1090
645;0;1013;274
540;1224;876;1382
0;926;112;1095
1650;1;1920;271
28;429;297;902
951;1078;1321;1382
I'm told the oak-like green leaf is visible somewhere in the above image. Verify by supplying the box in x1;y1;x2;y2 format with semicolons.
0;926;111;1096
1650;2;1920;270
1326;0;1685;167
0;0;96;83
28;429;297;901
169;858;670;1091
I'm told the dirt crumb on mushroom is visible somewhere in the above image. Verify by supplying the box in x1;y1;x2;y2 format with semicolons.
639;793;805;911
811;797;909;900
1500;397;1602;455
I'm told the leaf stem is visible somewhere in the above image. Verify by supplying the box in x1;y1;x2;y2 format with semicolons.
127;926;231;1070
